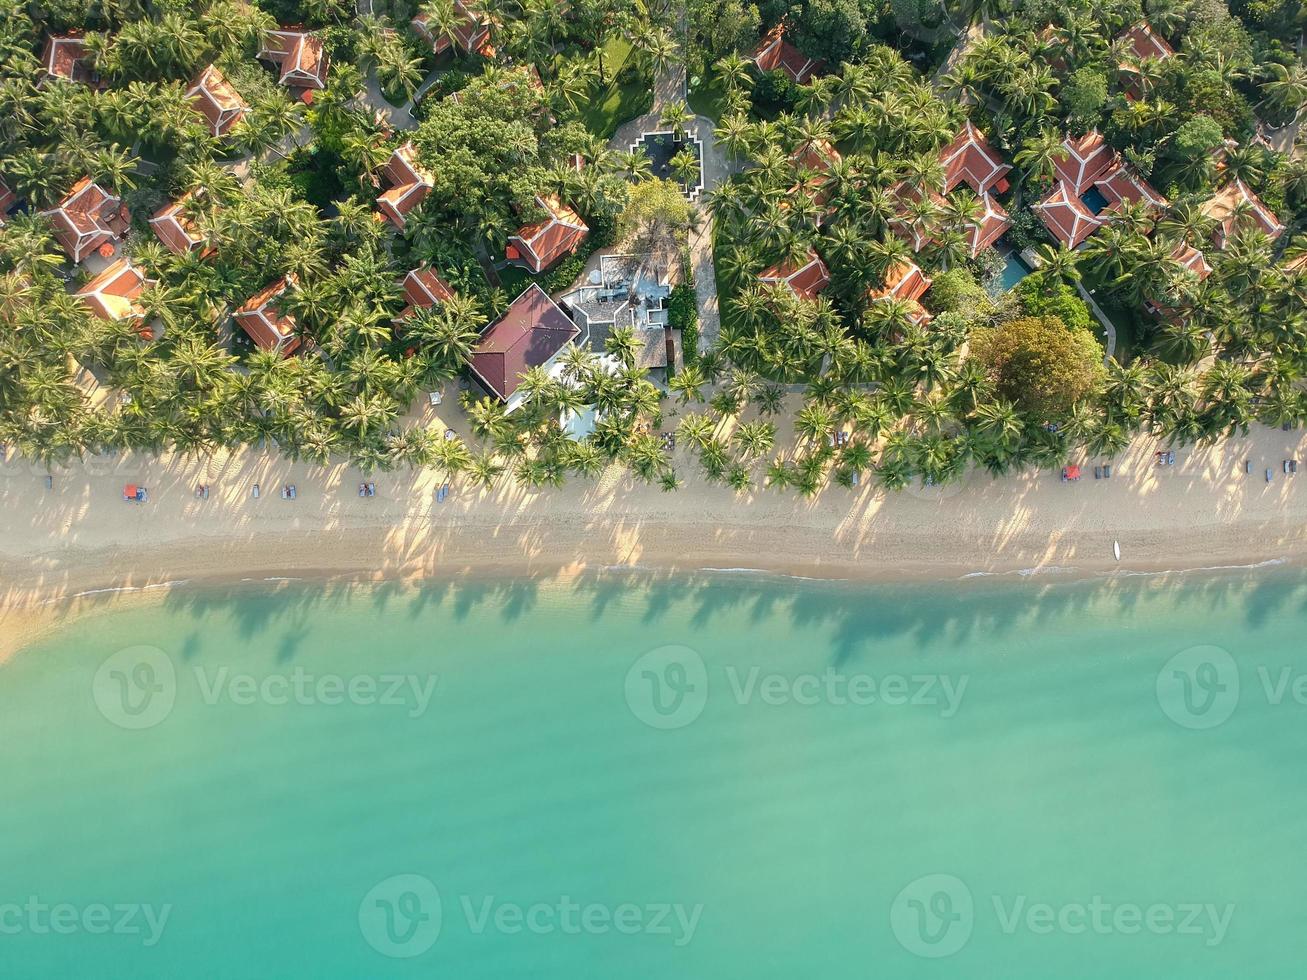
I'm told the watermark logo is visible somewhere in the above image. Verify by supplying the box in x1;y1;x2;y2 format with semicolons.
93;646;177;730
0;898;171;946
359;874;442;958
624;645;708;730
1156;646;1240;730
890;874;974;958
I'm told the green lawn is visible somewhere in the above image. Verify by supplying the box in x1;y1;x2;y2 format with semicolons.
687;68;729;123
576;38;653;139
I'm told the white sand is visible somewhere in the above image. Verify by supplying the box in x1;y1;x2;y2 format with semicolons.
2;412;1305;656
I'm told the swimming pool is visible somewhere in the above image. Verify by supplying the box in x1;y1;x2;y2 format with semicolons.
998;247;1033;292
1081;186;1109;214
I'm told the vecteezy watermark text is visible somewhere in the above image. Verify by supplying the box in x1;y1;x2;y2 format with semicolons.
890;873;1233;959
0;898;171;947
94;646;439;729
624;645;968;729
358;875;702;958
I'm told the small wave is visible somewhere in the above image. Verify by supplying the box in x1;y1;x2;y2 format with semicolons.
960;566;1077;579
1117;558;1287;578
41;579;191;605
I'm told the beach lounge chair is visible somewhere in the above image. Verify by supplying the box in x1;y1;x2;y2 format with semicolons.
1167;450;1175;465
1284;460;1290;475
428;391;442;407
252;483;260;498
437;482;449;504
1103;464;1112;479
1094;466;1102;479
1245;460;1252;474
1266;469;1273;482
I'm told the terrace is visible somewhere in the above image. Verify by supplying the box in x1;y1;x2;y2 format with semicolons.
560;253;675;366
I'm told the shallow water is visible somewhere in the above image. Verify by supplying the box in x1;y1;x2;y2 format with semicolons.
2;570;1306;977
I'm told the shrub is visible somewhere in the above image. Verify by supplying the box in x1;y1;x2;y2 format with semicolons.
1016;274;1093;334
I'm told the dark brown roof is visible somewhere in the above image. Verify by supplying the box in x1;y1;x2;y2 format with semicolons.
469;284;578;401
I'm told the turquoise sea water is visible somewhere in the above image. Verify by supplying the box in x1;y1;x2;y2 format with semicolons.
3;570;1307;977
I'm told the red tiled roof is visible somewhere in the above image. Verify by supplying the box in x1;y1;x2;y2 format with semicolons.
0;179;15;225
759;250;831;300
376;142;435;228
1172;243;1212;281
1119;21;1174;62
791;139;841;174
889;182;948;252
1033;182;1102;248
74;259;152;321
750;24;823;84
412;0;493;55
507;195;588;274
940;122;1011;195
1094;163;1167;214
259;28;329;90
150;190;209;255
396;267;454;321
1054;131;1116;195
186;65;248;137
234;277;299;353
1285;253;1307;275
1200;179;1285;248
868;260;932;304
469;283;578;402
39;177;128;263
43;34;96;84
964;193;1011;256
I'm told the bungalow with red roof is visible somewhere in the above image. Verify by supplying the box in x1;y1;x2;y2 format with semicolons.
0;178;15;225
468;283;579;412
1286;253;1307;276
186;65;248;137
74;259;156;335
506;195;588;274
940;122;1011;196
1117;21;1174;97
376;143;435;228
749;23;823;84
1054;132;1116;195
1200;179;1285;248
867;260;933;325
39;178;129;263
412;0;493;56
1119;21;1175;63
758;250;830;300
1144;242;1214;318
395;266;454;322
149;190;211;256
42;34;97;85
889;182;948;252
1032;181;1103;248
258;27;329;94
1093;162;1167;216
963;193;1012;257
234;277;300;354
791;139;841;175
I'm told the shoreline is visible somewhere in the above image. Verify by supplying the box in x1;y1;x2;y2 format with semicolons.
4;423;1307;658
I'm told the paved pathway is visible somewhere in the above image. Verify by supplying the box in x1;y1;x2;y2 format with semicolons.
1076;281;1118;363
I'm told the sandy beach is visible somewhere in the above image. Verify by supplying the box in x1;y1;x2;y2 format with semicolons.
2;406;1307;658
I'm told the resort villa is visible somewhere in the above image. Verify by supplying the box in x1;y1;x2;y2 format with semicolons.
40;178;129;263
759;250;831;300
469;283;579;412
186;65;248;137
560;253;678;374
412;0;493;56
1200;179;1285;248
0;179;15;225
938;122;1013;256
867;260;933;326
375;143;435;228
150;190;211;256
395;266;454;323
258;27;329;97
505;195;589;274
1034;132;1166;248
73;259;154;330
749;23;823;84
41;34;96;85
234;277;299;354
1117;21;1174;96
